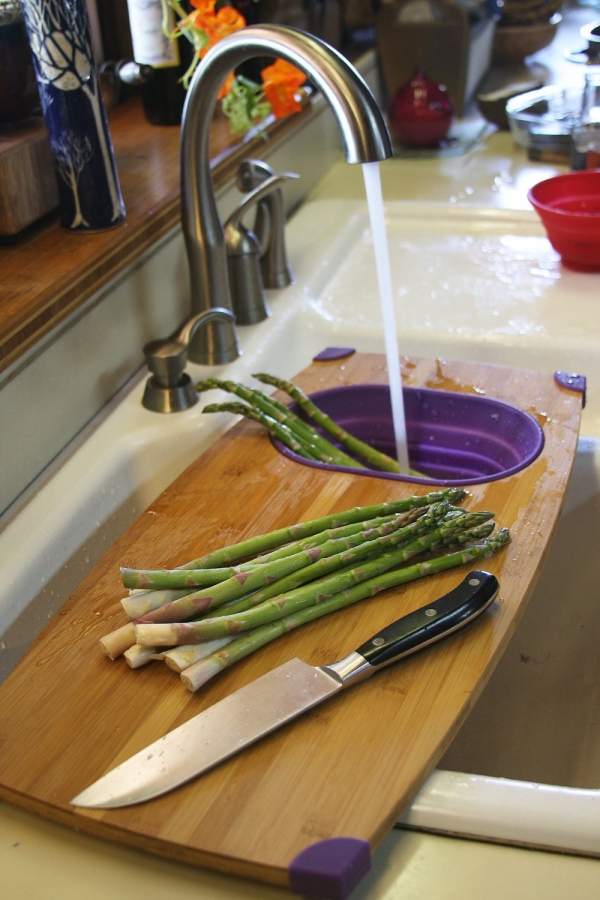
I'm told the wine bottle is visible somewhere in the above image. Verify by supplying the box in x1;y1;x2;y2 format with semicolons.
126;0;191;126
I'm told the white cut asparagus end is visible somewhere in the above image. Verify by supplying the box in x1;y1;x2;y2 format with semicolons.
163;637;235;673
99;622;136;659
181;658;223;692
124;643;157;669
135;623;181;647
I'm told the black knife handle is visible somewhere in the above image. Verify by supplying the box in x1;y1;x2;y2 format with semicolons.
355;570;499;669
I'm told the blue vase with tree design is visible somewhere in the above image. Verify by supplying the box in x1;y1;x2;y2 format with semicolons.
22;0;125;231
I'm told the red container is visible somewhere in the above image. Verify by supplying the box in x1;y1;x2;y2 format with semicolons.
528;170;600;271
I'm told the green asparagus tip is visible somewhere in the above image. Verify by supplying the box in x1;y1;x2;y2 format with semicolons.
202;404;226;413
202;402;253;415
448;488;469;502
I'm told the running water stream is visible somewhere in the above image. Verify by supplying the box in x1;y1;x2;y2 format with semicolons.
361;161;410;473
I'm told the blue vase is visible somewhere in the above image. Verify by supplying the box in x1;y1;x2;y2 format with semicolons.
21;0;125;232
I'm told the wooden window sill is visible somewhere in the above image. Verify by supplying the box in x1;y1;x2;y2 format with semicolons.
0;95;310;377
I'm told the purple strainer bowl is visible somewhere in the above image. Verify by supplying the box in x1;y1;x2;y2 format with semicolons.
273;384;544;486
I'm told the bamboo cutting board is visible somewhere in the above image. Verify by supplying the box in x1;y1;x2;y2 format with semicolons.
0;353;583;896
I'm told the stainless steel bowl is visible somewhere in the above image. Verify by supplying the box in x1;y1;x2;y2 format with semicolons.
506;84;583;151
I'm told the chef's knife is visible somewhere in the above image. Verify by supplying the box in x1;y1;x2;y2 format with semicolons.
71;570;498;809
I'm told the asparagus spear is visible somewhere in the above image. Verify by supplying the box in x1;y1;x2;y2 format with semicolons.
160;637;236;673
203;400;365;469
113;587;200;624
123;643;156;669
121;562;264;591
120;506;426;592
136;522;495;673
127;522;496;666
253;372;403;473
198;377;363;467
128;507;450;623
99;622;137;660
152;489;467;570
184;503;454;622
101;493;469;654
246;511;401;565
203;400;320;458
181;528;511;691
135;512;494;646
196;377;299;425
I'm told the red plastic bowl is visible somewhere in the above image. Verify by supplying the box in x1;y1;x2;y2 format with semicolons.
528;170;600;271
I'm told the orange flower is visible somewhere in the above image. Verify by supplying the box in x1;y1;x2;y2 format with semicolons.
190;0;215;12
189;1;245;51
177;0;214;37
213;5;245;36
260;59;307;118
186;0;245;97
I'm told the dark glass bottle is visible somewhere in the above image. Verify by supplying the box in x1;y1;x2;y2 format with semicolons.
0;0;40;128
140;41;194;126
126;0;192;126
228;0;268;83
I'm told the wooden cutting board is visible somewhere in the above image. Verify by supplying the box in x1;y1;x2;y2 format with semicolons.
0;352;583;896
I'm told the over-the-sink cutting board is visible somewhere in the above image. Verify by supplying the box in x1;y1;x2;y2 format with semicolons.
0;353;583;893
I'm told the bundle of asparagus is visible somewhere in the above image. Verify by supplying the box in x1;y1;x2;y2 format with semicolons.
100;490;510;692
196;374;414;474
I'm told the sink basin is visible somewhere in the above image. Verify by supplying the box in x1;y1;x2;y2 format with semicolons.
1;196;599;859
290;198;600;435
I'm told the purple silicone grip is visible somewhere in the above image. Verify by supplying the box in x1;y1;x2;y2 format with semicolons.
554;371;586;407
312;348;356;362
273;384;545;486
288;837;371;899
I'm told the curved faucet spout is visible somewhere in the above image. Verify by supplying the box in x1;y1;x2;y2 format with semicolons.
181;24;393;364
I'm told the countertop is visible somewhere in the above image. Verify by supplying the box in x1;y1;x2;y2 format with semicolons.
3;5;600;898
3;799;600;900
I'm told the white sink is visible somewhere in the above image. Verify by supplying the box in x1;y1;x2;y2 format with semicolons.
1;196;599;858
291;198;600;433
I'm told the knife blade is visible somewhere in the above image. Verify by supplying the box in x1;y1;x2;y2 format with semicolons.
71;569;498;809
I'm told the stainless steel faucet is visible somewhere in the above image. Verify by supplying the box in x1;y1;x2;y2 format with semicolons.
181;24;393;365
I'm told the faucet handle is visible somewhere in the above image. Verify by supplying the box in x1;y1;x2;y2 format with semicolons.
236;158;275;193
142;308;236;413
225;173;297;325
236;159;299;289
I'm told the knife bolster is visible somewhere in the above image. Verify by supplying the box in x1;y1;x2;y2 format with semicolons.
321;652;375;687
